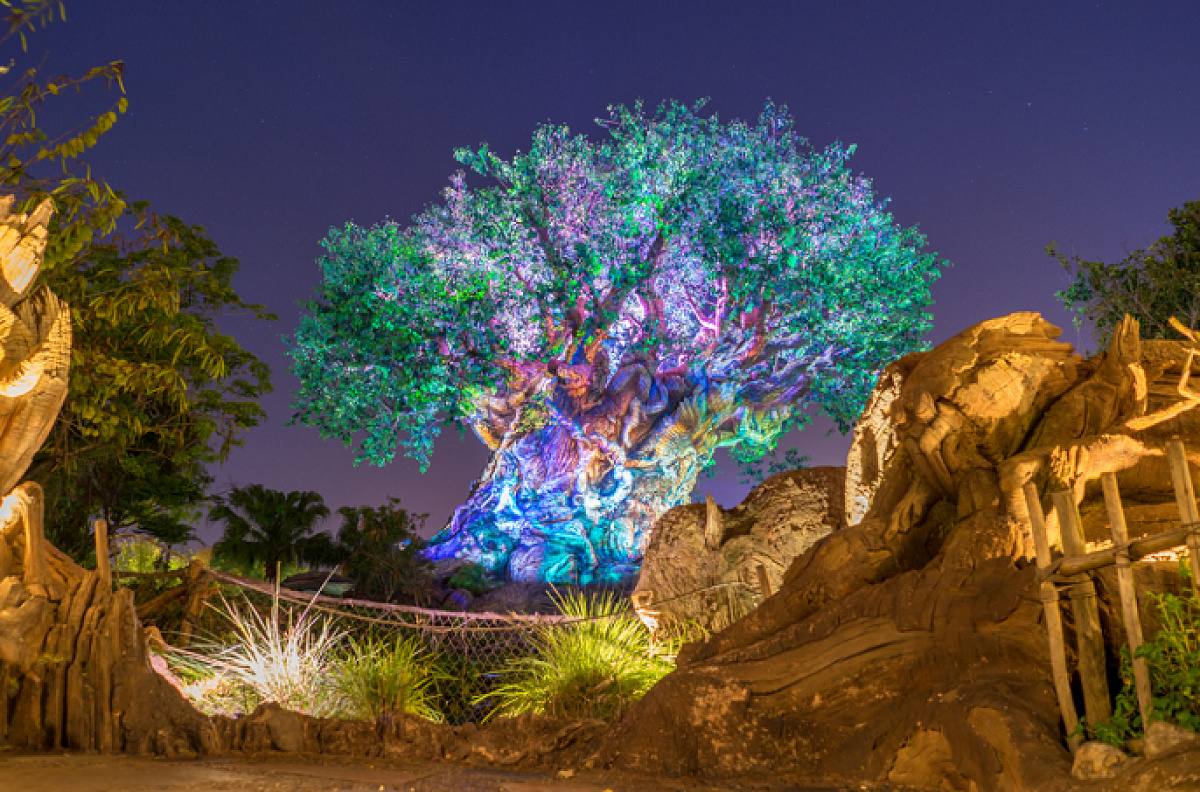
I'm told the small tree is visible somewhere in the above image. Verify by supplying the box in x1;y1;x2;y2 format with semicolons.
36;209;274;559
210;484;333;582
336;498;432;603
1052;200;1200;342
0;2;274;559
293;100;943;582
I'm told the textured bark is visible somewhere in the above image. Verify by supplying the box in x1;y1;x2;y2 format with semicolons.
424;350;800;584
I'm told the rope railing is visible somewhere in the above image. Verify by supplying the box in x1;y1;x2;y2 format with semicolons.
107;530;763;723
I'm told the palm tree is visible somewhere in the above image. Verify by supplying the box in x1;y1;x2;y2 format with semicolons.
209;484;333;582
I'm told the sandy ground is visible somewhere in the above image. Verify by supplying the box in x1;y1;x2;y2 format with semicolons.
0;754;858;792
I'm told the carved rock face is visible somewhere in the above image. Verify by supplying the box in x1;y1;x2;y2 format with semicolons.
602;313;1200;791
632;466;845;633
0;198;69;674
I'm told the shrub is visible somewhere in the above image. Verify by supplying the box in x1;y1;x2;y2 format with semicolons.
1139;588;1200;732
479;588;672;721
1084;562;1200;746
334;634;445;725
447;562;494;597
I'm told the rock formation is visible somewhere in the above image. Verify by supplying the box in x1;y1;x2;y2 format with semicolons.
0;197;217;755
632;466;845;634
602;312;1200;791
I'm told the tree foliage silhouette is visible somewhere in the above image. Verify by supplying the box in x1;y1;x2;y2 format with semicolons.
210;484;333;582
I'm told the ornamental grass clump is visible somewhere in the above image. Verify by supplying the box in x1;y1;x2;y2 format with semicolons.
333;634;445;725
479;588;673;721
169;591;347;718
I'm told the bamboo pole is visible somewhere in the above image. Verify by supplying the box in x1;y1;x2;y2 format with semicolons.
1022;482;1081;751
93;518;111;592
1046;525;1195;579
178;560;208;646
1166;438;1200;602
1100;472;1153;726
756;563;773;599
1052;489;1112;726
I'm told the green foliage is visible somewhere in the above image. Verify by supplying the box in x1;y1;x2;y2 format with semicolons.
335;498;433;603
1053;201;1200;343
0;5;274;559
36;208;275;559
113;534;188;574
479;588;672;721
446;562;494;597
210;484;335;582
0;2;128;262
1082;570;1200;746
1137;589;1200;733
291;100;943;471
333;634;445;724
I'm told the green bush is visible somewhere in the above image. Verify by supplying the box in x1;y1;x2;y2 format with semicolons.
478;588;672;721
447;562;494;597
1139;588;1200;732
1084;563;1200;746
333;634;445;725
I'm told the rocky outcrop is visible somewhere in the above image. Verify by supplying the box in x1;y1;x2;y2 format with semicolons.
602;313;1200;791
213;703;606;769
632;467;844;633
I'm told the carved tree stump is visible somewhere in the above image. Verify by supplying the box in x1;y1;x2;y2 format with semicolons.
0;196;218;755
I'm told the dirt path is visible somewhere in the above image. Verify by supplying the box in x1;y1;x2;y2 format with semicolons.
0;754;856;792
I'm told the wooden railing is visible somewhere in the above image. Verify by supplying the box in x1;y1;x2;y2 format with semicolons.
1023;437;1200;751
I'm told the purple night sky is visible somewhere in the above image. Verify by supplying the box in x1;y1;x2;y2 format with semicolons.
27;1;1200;542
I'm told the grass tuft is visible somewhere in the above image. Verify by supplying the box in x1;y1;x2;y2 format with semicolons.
333;633;446;725
478;587;673;721
168;590;347;718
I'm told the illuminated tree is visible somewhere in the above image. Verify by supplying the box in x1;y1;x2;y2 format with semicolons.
292;100;943;583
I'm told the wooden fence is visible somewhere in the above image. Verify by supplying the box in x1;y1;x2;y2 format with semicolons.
1023;437;1200;751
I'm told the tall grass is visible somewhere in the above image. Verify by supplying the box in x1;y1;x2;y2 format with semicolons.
479;588;673;721
333;634;445;724
167;591;448;724
168;591;348;718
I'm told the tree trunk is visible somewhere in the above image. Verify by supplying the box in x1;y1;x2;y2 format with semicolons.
423;357;746;583
425;403;703;584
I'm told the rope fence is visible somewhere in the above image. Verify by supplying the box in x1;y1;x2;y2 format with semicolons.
105;531;762;724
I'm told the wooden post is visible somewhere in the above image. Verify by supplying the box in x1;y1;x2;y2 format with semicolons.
178;560;208;646
756;563;772;599
1023;482;1081;751
1052;489;1112;726
704;494;724;551
1165;437;1200;602
93;518;111;592
1100;472;1153;726
0;660;9;744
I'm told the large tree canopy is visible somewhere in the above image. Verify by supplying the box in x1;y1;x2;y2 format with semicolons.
33;207;275;558
292;100;943;582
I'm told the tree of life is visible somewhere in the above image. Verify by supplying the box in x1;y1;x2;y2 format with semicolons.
291;100;943;584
